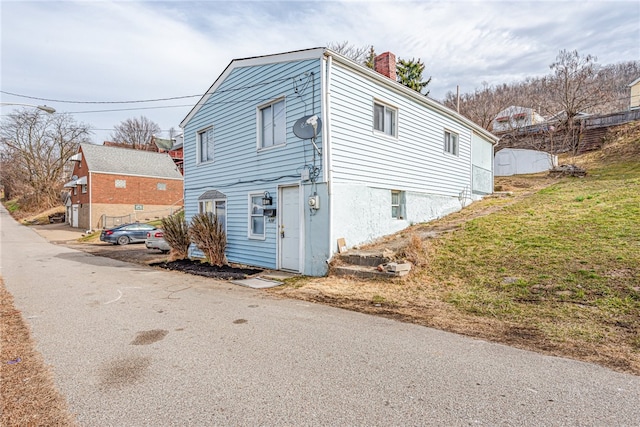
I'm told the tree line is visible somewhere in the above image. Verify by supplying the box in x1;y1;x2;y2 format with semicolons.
442;51;639;131
0;112;164;214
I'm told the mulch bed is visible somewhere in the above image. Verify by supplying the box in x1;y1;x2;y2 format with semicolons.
150;259;263;280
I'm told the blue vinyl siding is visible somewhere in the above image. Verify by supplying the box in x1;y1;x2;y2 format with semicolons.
183;57;322;269
329;63;473;197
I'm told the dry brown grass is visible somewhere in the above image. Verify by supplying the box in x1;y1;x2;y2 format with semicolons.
0;278;76;426
270;129;640;375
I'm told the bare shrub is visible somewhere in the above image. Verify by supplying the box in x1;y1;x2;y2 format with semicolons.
161;212;190;260
188;213;227;266
400;233;429;267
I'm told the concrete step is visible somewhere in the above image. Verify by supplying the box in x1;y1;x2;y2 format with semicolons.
332;264;410;279
338;252;392;267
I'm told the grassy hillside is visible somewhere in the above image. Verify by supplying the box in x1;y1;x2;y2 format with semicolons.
272;123;640;374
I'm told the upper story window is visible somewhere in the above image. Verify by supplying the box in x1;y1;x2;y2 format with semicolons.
157;182;167;191
373;101;397;137
81;184;87;194
444;130;459;156
258;98;286;149
115;179;126;188
198;127;214;163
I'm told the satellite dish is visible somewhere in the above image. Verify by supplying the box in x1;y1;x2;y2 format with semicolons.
293;115;322;139
72;175;78;180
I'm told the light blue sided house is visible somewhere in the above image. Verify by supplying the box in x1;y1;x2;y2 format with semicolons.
180;48;497;276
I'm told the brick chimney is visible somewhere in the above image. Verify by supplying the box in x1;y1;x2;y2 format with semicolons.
374;52;396;81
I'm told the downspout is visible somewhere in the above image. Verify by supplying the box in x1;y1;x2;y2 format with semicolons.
322;53;334;265
89;171;92;231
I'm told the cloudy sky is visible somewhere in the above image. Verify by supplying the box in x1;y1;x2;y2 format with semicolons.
1;0;638;143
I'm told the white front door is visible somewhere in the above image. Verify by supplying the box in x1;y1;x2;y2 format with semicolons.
71;204;79;228
279;186;300;272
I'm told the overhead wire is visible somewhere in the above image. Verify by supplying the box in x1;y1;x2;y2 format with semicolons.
0;76;296;105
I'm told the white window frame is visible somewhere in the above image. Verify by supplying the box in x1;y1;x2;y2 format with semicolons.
115;179;126;188
257;97;286;150
248;193;266;240
81;184;87;194
198;127;214;164
444;130;459;156
391;190;405;220
157;182;167;191
373;100;397;138
198;197;227;234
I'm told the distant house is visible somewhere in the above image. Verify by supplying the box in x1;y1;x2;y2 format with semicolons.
64;143;183;230
629;77;640;110
492;106;545;133
179;47;498;276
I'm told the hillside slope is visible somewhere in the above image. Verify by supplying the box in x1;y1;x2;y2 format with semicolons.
270;123;640;374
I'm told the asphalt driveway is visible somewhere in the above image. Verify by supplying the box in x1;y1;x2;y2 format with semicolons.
2;208;639;426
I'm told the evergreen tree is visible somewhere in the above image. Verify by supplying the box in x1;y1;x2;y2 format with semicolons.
397;58;432;95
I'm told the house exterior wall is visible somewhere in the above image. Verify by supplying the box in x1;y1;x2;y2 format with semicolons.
327;59;489;249
471;132;494;194
90;173;182;205
181;49;496;276
183;56;329;274
630;80;640;109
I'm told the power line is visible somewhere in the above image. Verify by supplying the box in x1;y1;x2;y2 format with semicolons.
0;76;300;105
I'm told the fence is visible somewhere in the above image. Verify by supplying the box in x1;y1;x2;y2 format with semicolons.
99;205;183;229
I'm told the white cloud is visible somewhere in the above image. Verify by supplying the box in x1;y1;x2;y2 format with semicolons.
1;0;638;143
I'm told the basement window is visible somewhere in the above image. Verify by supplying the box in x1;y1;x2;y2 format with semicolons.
391;190;405;219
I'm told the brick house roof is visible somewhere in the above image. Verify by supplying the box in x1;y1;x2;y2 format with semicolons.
79;143;183;180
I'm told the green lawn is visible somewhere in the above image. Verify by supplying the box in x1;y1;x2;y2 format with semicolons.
429;160;639;351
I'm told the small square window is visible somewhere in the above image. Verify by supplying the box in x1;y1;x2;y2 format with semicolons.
198;127;214;163
157;182;166;191
373;101;397;137
444;131;459;156
115;179;126;188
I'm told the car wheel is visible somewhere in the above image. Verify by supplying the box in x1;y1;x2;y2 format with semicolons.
117;235;130;245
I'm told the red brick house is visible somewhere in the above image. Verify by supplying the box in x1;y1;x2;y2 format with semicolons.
64;143;183;230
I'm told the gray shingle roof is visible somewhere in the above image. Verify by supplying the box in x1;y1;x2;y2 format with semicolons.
80;143;183;180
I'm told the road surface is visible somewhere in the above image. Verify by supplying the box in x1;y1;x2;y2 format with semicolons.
1;207;639;426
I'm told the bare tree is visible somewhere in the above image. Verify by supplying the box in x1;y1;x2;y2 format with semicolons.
544;50;615;153
110;116;161;149
0;109;91;210
327;41;373;66
546;50;610;119
443;54;638;135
